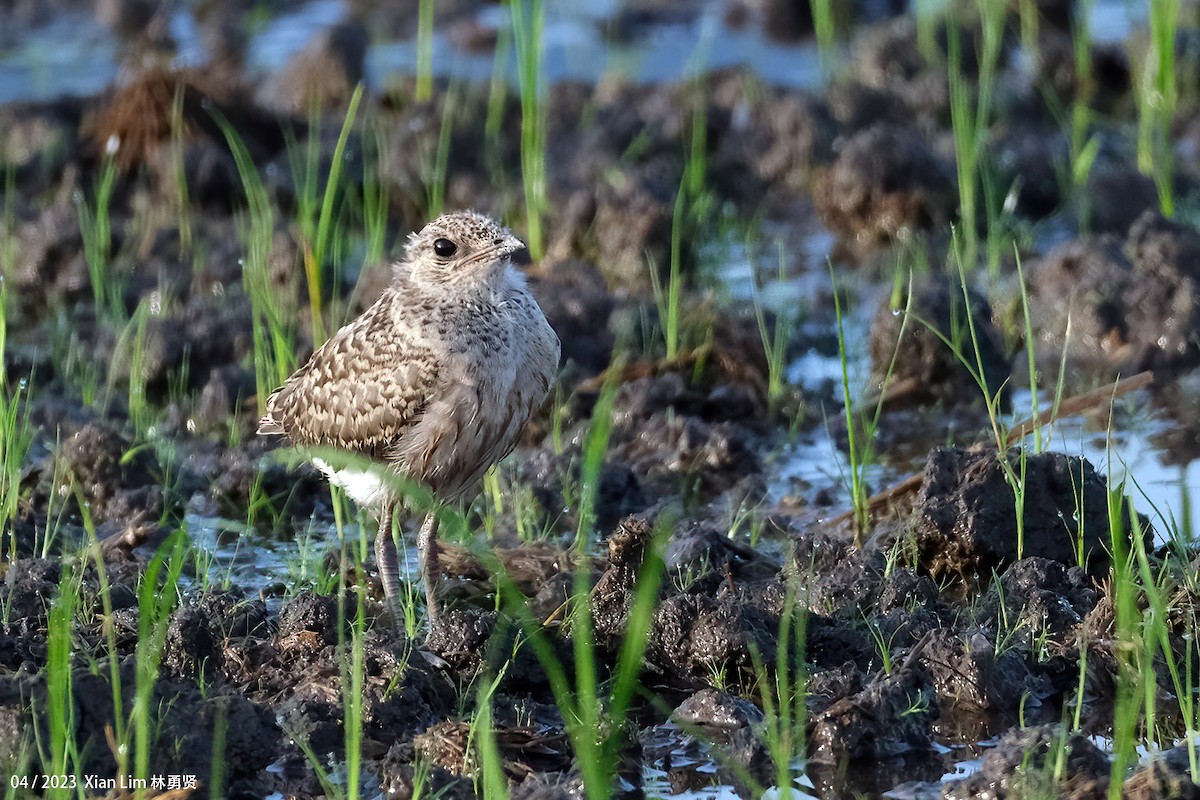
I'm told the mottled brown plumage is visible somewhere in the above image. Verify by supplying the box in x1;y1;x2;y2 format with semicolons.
258;210;560;629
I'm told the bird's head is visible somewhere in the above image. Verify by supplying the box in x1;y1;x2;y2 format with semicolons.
398;210;527;291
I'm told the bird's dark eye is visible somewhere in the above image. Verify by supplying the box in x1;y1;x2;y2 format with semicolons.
433;238;458;258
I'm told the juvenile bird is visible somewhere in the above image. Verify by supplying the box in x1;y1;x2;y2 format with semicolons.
258;211;560;629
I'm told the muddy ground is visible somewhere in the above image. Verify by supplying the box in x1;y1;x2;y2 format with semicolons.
4;0;1200;798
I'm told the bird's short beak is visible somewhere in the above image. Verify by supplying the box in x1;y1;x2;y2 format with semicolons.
497;234;526;258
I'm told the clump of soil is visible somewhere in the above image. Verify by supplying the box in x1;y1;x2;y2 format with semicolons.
868;276;1010;407
943;724;1111;799
259;22;369;114
912;447;1145;580
1026;210;1200;373
810;663;937;762
813;124;957;254
44;420;164;524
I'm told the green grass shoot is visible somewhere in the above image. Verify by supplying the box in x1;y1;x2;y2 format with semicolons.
416;0;436;102
1138;0;1179;216
510;0;547;260
212;108;297;407
946;0;1005;271
76;152;122;322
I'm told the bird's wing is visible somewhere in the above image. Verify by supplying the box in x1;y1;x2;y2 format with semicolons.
257;295;439;458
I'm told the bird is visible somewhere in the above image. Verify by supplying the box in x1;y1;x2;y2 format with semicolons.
257;210;560;630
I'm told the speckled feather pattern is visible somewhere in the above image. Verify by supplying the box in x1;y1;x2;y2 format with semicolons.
258;211;560;509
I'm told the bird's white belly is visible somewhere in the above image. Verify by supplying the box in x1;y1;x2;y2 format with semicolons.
311;457;390;511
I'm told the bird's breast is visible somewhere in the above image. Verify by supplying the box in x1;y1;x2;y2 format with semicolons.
376;285;557;500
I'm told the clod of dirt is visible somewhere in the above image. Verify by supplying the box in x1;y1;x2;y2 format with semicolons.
592;515;657;645
827;80;912;130
716;724;776;795
1026;0;1076;30
508;770;590;800
809;664;936;762
806;661;866;708
0;675;32;772
146;136;242;213
540;78;691;280
162;603;221;679
912;448;1143;579
1035;32;1132;117
378;758;474;800
604;371;700;424
754;0;817;41
919;628;1051;715
60;666;279;794
943;724;1111;799
155;691;280;795
1026;211;1200;372
528;572;574;624
665;519;780;584
870;567;946;651
0;626;39;675
876;567;941;613
1123;210;1200;367
868;277;1009;407
978;557;1098;647
1124;744;1200;799
813;124;956;252
192;364;257;432
672;688;764;741
1024;236;1136;369
182;438;325;522
527;259;616;376
519;447;646;537
851;17;950;122
11;204;90;313
990;125;1070;220
259;22;368;114
276;592;344;649
0;98;80;196
619;410;763;499
1;558;61;649
414;719;571;780
246;601;448;762
589;171;679;288
1084;165;1159;234
424;608;502;673
723;0;902;43
52;421;163;524
648;592;777;688
591;331;772;425
102;295;255;400
709;84;837;204
161;591;268;680
787;530;887;619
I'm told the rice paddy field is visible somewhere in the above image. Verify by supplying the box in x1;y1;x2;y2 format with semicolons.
4;0;1200;798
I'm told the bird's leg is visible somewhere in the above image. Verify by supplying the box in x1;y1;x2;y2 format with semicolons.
416;511;441;628
374;502;404;629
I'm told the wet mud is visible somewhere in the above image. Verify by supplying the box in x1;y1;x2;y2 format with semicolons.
3;1;1200;799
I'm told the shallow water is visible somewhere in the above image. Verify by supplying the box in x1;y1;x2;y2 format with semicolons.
0;12;118;104
0;0;1145;104
1011;387;1200;541
186;510;427;602
717;226;1200;545
778;318;1197;545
